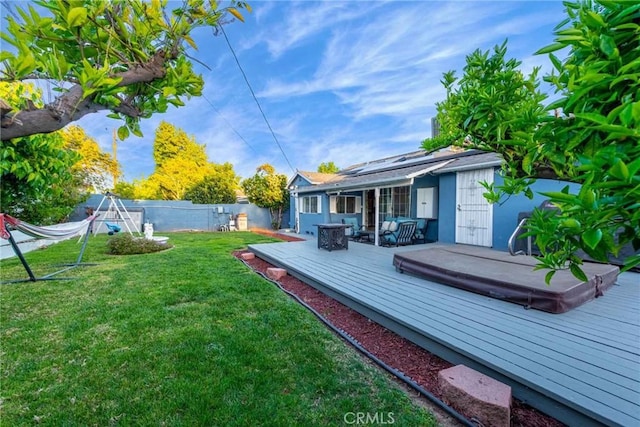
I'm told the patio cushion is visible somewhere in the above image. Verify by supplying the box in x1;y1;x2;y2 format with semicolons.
342;217;363;239
388;221;398;232
380;221;391;232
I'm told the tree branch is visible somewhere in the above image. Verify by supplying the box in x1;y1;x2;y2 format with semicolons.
1;50;169;141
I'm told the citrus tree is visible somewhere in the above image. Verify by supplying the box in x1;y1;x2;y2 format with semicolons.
423;0;639;279
241;164;289;229
0;0;249;141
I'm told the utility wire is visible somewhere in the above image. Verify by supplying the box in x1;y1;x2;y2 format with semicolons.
201;94;259;155
219;25;296;174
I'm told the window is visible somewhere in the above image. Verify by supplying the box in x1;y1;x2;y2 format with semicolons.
379;186;410;222
300;196;321;214
330;196;361;214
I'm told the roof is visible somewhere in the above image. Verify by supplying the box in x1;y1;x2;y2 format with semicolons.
433;151;502;173
293;149;504;194
295;171;343;185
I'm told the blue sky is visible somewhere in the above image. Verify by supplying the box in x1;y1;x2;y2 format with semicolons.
73;1;566;181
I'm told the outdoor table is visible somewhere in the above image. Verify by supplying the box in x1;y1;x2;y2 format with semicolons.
358;230;376;242
315;224;349;251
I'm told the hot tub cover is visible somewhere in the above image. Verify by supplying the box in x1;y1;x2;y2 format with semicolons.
393;245;619;314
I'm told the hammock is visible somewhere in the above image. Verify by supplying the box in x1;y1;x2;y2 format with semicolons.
0;213;96;240
1;213;97;283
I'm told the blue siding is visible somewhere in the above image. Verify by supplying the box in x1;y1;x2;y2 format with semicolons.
491;176;580;250
436;171;582;250
298;212;324;236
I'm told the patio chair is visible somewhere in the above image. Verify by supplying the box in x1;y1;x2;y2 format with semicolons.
381;221;417;247
341;217;364;241
413;218;429;244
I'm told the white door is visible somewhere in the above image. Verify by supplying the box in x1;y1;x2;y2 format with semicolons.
455;169;493;247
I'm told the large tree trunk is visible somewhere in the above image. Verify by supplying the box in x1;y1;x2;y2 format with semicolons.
270;207;283;230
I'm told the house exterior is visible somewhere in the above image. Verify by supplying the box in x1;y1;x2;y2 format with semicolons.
288;148;578;249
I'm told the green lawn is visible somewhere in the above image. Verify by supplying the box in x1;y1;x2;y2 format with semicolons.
1;232;438;426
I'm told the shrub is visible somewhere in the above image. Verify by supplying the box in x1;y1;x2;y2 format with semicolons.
106;233;172;255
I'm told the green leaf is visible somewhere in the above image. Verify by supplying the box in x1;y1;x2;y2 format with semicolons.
619;104;633;127
633;101;640;122
599;34;618;59
117;126;129;141
608;159;629;181
67;7;87;27
544;270;556;285
579;188;596;209
569;263;588;282
582;229;603;250
573;112;608;125
535;42;566;55
16;53;36;76
0;51;14;62
541;191;576;202
585;11;605;28
549;53;563;72
162;86;176;97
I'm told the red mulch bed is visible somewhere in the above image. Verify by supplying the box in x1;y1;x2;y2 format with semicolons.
239;230;565;427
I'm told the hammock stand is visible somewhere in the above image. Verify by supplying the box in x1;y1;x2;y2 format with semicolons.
1;213;97;284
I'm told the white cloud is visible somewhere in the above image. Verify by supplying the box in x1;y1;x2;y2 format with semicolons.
51;1;567;183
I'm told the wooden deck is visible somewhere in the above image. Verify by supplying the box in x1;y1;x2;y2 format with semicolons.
248;239;640;427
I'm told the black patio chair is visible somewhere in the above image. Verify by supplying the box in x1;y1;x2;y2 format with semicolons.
381;221;417;247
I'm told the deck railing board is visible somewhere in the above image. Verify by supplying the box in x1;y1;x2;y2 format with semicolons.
248;240;639;426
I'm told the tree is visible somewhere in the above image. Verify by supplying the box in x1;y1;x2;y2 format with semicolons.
185;162;240;204
131;177;161;201
0;0;249;141
241;164;290;230
317;161;340;174
148;122;210;200
153;121;207;168
152;157;205;200
0;82;84;224
61;125;121;193
423;1;639;279
112;182;136;200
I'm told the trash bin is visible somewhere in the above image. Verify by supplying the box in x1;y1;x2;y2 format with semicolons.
237;213;248;231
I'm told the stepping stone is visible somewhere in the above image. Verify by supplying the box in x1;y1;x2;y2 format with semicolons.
266;267;287;280
438;364;511;427
240;252;255;260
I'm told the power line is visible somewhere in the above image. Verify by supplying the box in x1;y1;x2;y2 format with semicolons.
201;94;259;155
219;25;296;174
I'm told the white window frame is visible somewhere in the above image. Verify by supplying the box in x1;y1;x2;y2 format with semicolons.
329;195;362;214
300;195;322;214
